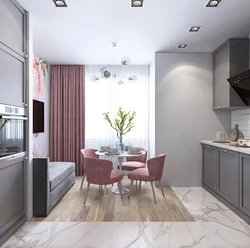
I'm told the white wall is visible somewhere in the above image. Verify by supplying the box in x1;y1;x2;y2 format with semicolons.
155;53;231;186
149;57;155;158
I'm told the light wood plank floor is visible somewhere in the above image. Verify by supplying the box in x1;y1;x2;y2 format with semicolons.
32;177;195;222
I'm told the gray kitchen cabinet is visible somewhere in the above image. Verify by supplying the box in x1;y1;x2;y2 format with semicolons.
217;148;239;207
202;145;217;191
239;154;250;217
213;39;249;110
0;47;25;106
0;0;25;56
0;155;27;241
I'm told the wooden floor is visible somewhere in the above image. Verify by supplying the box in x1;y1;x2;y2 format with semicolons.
32;177;195;222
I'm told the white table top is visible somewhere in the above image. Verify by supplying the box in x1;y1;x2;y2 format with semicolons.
95;150;145;157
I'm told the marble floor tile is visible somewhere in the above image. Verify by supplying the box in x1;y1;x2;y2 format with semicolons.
172;187;244;222
3;221;250;248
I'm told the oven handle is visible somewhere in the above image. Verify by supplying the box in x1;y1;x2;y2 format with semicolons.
0;115;28;120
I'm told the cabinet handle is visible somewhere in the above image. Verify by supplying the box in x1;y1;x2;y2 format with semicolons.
207;145;210;148
218;106;221;108
224;150;227;152
25;54;28;58
24;156;28;160
23;103;28;107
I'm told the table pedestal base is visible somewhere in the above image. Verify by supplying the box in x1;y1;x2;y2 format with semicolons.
112;187;129;195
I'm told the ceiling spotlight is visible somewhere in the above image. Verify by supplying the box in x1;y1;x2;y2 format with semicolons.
131;0;144;7
206;0;221;7
178;44;187;48
53;0;67;7
189;26;201;32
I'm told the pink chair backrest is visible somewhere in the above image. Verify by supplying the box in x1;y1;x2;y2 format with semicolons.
126;147;147;163
85;157;113;185
80;148;99;169
147;154;166;181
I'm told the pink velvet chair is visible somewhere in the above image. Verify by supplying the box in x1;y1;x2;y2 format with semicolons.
84;157;123;208
80;148;99;189
121;147;147;171
128;154;166;204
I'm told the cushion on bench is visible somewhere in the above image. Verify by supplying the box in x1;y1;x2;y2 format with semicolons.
49;162;75;191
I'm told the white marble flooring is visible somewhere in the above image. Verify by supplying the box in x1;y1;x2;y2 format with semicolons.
3;187;250;248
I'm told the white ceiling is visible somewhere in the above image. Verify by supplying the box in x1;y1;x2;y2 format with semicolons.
17;0;250;65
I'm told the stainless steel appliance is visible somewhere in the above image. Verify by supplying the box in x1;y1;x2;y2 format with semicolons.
0;104;27;159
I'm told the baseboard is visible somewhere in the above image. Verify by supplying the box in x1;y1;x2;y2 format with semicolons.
0;215;27;247
202;184;250;225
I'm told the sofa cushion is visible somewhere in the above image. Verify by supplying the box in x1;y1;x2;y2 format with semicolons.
49;162;75;191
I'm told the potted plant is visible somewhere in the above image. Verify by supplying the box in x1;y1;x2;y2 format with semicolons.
103;107;136;151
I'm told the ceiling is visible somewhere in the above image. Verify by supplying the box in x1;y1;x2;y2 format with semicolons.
17;0;250;65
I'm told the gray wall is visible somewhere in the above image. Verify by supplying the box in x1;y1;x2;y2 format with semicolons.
155;53;231;186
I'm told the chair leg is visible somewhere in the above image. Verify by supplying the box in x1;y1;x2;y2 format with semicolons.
103;185;107;209
150;181;157;204
84;182;90;204
118;181;123;199
139;181;142;191
159;180;165;196
80;173;85;189
136;180;138;190
128;180;134;199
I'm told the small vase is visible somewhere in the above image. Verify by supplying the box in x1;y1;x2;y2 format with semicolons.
230;124;239;142
115;135;125;152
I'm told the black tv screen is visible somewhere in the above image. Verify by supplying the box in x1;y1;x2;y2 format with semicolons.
33;100;44;133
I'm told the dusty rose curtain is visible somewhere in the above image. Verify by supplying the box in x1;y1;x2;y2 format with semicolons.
50;65;85;176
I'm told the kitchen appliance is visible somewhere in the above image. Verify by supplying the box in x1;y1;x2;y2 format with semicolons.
227;69;250;105
0;104;27;159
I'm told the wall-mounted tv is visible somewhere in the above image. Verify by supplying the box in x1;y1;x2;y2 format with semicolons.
33;100;44;133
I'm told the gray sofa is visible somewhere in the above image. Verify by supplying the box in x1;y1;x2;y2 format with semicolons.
33;158;75;217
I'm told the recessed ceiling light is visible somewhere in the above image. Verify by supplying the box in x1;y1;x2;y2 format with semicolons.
131;0;144;7
178;44;187;48
53;0;67;7
189;26;201;32
206;0;221;7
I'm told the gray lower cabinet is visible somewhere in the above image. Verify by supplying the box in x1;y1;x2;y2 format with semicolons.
0;155;27;246
202;144;250;224
217;148;239;207
202;145;217;191
239;154;250;217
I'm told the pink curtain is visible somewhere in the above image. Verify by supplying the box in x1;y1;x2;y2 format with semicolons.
50;65;85;176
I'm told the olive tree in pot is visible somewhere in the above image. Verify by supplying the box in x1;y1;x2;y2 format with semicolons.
103;107;136;152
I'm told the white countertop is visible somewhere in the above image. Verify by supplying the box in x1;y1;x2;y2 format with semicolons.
201;140;250;155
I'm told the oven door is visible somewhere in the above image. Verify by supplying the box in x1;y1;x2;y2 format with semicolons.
0;115;27;158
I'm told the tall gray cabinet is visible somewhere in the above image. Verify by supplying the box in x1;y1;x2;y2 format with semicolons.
0;0;28;246
213;39;249;110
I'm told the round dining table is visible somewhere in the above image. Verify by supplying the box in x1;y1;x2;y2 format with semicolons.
95;150;146;195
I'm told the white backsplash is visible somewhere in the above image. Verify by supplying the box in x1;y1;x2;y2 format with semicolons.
231;108;250;138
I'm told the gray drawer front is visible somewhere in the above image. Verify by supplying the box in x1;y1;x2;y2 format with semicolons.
203;145;217;191
0;158;25;237
218;149;239;207
239;154;250;217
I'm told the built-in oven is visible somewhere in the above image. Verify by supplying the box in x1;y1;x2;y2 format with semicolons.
0;104;27;160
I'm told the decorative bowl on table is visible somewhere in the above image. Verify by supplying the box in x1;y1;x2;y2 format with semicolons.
106;148;119;155
128;147;141;154
100;146;111;152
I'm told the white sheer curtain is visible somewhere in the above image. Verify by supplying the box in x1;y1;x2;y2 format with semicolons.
85;65;149;155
